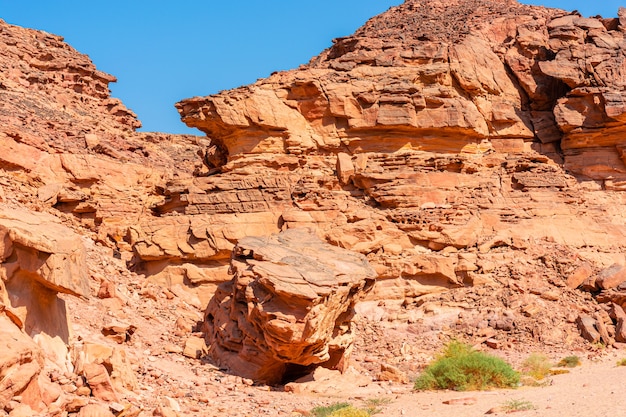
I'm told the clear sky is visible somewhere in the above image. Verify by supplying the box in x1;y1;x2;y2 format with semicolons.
0;1;623;135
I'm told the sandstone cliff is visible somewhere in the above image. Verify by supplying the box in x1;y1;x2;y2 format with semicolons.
0;17;205;414
4;1;626;415
165;0;626;304
0;17;207;245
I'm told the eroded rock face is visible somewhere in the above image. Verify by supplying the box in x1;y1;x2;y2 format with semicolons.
156;0;626;308
203;229;375;384
0;18;205;246
3;1;626;414
0;206;91;410
177;0;626;179
0;206;88;339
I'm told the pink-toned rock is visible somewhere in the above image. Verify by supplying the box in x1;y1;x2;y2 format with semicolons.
101;322;137;344
284;367;371;395
336;152;355;185
612;303;626;343
73;342;138;393
38;375;62;406
0;207;89;298
97;280;116;299
596;264;626;290
9;8;626;417
566;263;594;289
6;404;36;417
82;363;118;402
203;229;375;384
0;316;44;408
153;405;180;417
182;336;208;359
377;363;409;384
577;315;601;343
76;404;115;417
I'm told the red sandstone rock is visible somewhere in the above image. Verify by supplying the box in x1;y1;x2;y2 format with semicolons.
5;2;626;415
0;315;44;408
161;0;626;310
82;363;118;403
203;229;375;384
377;363;410;384
76;404;115;417
567;263;594;289
596;264;626;290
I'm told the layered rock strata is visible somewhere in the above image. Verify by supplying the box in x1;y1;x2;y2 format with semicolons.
203;229;375;384
0;18;205;245
0;18;203;414
144;0;626;306
0;207;89;410
3;1;626;414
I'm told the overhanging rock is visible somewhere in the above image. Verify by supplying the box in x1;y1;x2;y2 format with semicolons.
202;228;376;385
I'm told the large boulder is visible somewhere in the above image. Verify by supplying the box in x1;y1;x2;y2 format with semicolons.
0;206;90;410
0;315;45;409
202;229;376;384
0;206;89;341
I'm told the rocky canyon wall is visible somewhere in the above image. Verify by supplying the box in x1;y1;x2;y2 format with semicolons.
146;0;626;306
5;0;626;410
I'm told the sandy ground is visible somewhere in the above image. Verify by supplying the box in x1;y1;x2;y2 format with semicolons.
324;351;626;417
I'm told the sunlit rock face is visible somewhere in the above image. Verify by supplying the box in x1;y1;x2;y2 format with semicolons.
166;0;626;309
202;229;376;384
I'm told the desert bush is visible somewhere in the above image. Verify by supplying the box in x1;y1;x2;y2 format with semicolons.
311;403;373;417
521;353;552;380
311;403;351;417
328;406;370;417
363;398;390;415
413;341;519;391
617;358;626;367
503;399;535;412
557;355;581;368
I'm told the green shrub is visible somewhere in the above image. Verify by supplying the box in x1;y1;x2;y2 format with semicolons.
329;406;370;417
617;358;626;367
557;355;581;368
311;403;351;417
522;353;552;380
310;402;374;417
413;341;519;391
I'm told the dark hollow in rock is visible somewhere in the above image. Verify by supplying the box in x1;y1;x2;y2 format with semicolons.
201;228;376;385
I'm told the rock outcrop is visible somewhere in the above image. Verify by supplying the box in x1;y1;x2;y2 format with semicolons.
0;207;89;410
0;17;205;247
158;0;626;307
5;0;626;414
0;18;204;415
203;229;375;384
168;0;626;352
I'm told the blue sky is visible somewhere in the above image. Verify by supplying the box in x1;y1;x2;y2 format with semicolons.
0;1;622;134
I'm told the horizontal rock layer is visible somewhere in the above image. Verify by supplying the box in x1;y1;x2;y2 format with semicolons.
154;1;626;308
177;1;626;182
